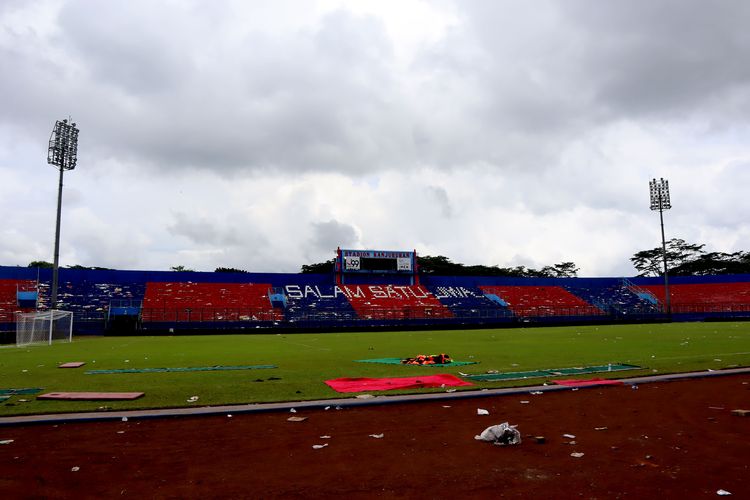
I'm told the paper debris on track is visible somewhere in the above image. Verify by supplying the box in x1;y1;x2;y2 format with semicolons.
570;452;584;458
312;443;328;449
477;408;489;415
287;416;307;422
563;434;576;439
369;434;384;439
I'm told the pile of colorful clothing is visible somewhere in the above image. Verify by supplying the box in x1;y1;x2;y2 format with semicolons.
401;353;452;365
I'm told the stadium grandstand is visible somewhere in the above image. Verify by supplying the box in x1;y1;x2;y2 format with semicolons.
1;247;750;341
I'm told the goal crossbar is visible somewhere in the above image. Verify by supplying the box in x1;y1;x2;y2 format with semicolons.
16;310;73;346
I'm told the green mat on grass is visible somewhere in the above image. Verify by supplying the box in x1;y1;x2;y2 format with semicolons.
0;388;43;395
465;364;641;381
86;364;277;375
355;358;477;366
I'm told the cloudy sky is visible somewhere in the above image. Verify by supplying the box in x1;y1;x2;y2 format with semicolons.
2;0;750;277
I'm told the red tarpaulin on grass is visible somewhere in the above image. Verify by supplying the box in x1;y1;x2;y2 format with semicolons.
325;374;473;393
553;378;624;387
37;392;145;400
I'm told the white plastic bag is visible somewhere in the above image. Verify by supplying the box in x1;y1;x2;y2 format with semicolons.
474;422;521;446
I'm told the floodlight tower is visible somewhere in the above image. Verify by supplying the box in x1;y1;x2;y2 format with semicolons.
649;177;671;316
47;119;79;309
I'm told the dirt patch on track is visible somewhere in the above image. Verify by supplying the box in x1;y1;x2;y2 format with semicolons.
1;375;749;498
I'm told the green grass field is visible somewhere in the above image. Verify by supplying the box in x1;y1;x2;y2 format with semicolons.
1;321;749;416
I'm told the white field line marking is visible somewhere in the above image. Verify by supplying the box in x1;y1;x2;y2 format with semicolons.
643;351;750;362
277;338;332;351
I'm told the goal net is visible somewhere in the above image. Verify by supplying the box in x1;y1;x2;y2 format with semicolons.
16;310;73;346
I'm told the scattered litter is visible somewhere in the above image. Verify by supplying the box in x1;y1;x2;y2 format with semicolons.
446;389;457;393
474;423;521;446
335;405;342;410
124;360;130;363
187;396;199;403
714;359;722;362
486;370;499;374
17;399;29;403
458;372;469;376
731;409;749;417
709;406;725;410
594;427;608;431
570;452;584;458
97;406;112;411
121;417;128;422
116;431;124;434
21;370;27;373
312;443;328;450
0;440;14;445
289;408;296;413
442;405;451;408
227;414;232;418
529;391;543;395
287;416;307;422
369;433;384;439
520;400;530;404
355;394;374;399
320;435;331;439
717;489;732;496
71;466;80;472
531;436;546;444
324;406;330;410
571;388;579;391
477;408;489;416
564;441;577;445
631;384;639;390
563;434;576;439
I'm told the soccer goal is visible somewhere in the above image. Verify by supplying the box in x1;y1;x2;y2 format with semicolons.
16;310;73;346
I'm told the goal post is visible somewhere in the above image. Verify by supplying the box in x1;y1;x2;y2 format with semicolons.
16;310;73;347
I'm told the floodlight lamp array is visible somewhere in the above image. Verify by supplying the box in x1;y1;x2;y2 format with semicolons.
649;178;671;211
47;119;79;171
